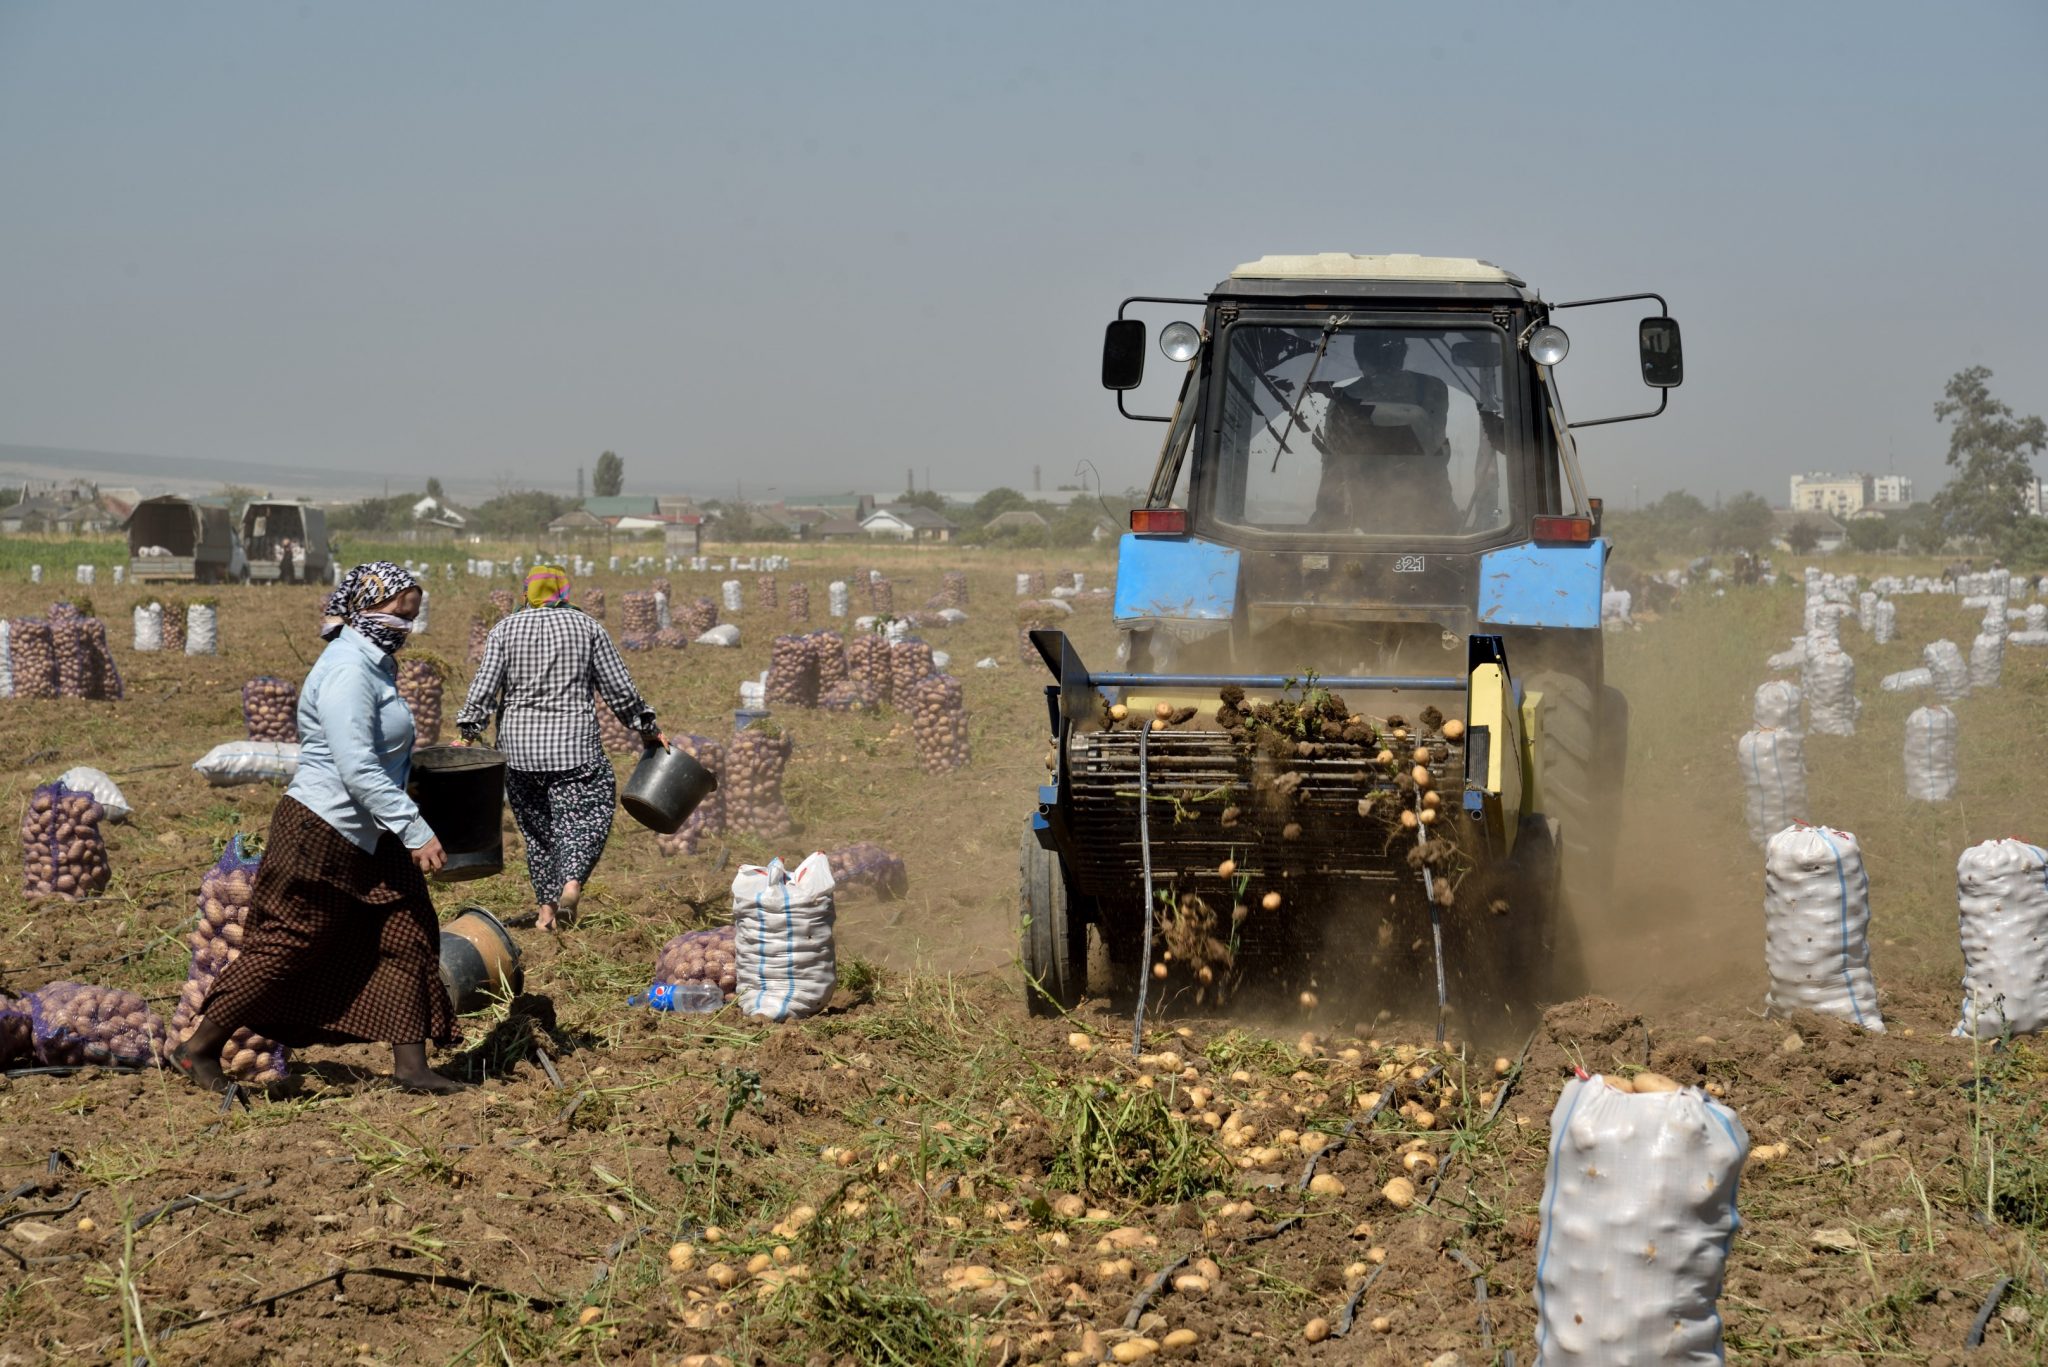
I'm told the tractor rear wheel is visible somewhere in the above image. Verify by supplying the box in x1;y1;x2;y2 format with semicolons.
1021;827;1088;1016
1527;669;1625;996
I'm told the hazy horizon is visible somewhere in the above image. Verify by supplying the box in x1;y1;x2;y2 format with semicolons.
2;2;2043;511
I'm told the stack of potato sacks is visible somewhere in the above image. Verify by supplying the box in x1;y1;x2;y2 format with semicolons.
20;781;111;902
241;676;301;742
170;838;288;1083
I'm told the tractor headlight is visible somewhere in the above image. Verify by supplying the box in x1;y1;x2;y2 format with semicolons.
1159;321;1202;363
1527;325;1570;366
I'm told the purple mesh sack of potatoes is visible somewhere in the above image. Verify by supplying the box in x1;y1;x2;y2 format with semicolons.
681;598;720;637
757;574;778;611
888;639;935;709
79;616;123;701
0;999;33;1067
810;631;848;686
819;679;882;714
655;734;726;856
727;726;795;838
621;590;658;635
848;633;889;696
868;577;893;615
909;674;971;772
161;604;187;654
397;657;447;746
825;842;908;899
242;676;301;742
652;925;738;996
27;981;167;1069
20;782;110;902
654;626;691;650
467;617;491;669
580;587;606;621
169;836;288;1083
767;634;820;708
8;619;57;699
652;577;672;598
787;582;810;624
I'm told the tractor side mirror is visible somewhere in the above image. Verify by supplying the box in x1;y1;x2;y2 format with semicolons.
1102;319;1146;391
1639;317;1683;388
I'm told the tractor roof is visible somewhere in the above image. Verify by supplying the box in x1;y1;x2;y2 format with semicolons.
1229;253;1522;284
1215;253;1534;305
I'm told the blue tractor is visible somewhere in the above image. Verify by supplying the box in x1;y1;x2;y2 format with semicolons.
1023;254;1683;1032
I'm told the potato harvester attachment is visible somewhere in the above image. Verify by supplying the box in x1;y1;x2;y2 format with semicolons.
1021;628;1565;1045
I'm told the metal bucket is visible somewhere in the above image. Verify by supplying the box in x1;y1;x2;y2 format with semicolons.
620;742;718;835
408;745;506;882
438;906;524;1013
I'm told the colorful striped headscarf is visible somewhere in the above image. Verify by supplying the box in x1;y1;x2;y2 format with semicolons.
320;560;421;654
524;564;572;609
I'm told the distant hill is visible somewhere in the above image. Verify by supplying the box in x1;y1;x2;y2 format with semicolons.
0;443;388;500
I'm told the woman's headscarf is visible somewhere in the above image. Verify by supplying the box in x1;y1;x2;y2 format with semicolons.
524;564;572;609
321;560;421;654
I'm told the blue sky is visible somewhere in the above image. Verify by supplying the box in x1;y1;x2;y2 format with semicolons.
1;1;2042;504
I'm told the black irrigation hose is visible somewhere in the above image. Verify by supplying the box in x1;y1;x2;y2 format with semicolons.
1446;1246;1493;1352
1295;1064;1437;1192
130;1178;267;1234
160;1264;562;1338
1130;723;1156;1059
1121;1252;1192;1331
0;1190;84;1230
1965;1275;2012;1348
1332;1262;1388;1337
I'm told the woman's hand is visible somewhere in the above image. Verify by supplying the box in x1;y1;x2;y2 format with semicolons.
412;837;447;875
642;728;667;750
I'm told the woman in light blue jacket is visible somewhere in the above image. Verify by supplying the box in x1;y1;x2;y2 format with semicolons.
171;562;465;1095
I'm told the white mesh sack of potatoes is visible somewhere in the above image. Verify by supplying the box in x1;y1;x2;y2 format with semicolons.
1752;679;1802;731
1763;824;1884;1031
1923;639;1969;700
1953;838;2048;1039
1800;648;1857;736
1870;598;1897;644
1535;1073;1749;1365
1903;706;1958;803
1968;632;2004;691
1738;728;1808;846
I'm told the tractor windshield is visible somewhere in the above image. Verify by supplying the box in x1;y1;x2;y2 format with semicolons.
1208;323;1511;538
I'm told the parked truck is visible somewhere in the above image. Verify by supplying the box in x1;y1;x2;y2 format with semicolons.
125;496;246;585
241;500;330;584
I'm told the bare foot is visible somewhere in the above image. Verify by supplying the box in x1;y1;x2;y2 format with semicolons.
534;904;557;932
394;1068;473;1095
168;1041;232;1095
559;880;582;921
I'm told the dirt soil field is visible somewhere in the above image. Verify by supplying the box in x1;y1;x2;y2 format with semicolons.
1;549;2045;1365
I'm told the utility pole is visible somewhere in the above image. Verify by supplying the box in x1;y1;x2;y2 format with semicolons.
576;467;585;500
905;466;914;494
1033;464;1042;492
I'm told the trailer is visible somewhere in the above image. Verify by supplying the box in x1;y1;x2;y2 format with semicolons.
126;496;244;585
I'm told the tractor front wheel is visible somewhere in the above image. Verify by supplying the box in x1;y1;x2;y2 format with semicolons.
1021;827;1089;1016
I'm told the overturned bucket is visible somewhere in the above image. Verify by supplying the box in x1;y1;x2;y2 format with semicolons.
408;745;505;882
439;906;523;1014
620;742;718;835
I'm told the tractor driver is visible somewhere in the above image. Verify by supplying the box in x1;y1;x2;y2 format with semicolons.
1310;331;1456;534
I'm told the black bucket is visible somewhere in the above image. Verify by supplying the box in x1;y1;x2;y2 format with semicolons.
408;745;506;882
438;906;523;1013
620;742;718;835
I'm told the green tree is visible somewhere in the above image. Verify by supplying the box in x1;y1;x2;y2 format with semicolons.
972;487;1031;523
426;476;445;502
1783;519;1821;556
593;451;625;498
896;488;948;514
474;489;572;537
1710;493;1774;554
218;483;261;520
1845;516;1898;553
1930;366;2045;542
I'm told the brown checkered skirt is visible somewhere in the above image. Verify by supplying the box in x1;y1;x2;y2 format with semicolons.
201;797;458;1048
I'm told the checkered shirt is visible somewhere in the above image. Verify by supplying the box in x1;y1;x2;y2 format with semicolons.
455;607;655;771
